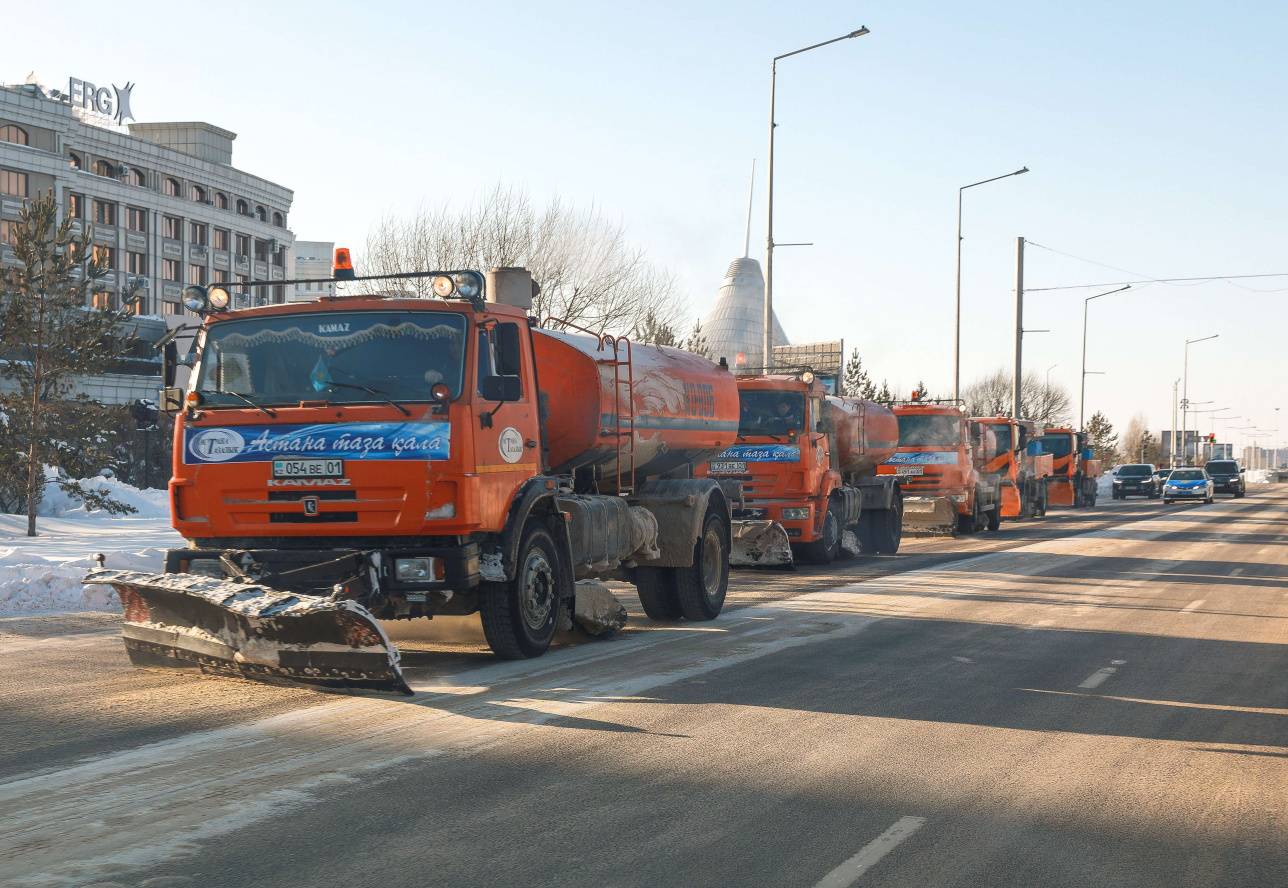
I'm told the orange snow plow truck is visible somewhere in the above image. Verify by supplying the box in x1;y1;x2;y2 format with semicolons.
1037;427;1102;507
85;262;740;694
697;372;903;566
876;400;1002;535
971;416;1053;519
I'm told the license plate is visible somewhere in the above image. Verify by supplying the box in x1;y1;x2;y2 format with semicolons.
709;460;748;474
272;458;344;479
893;465;925;476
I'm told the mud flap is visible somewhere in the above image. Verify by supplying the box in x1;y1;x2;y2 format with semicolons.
900;497;959;536
729;520;794;567
85;569;412;695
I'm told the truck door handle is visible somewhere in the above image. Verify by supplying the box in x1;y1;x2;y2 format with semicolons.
525;439;538;448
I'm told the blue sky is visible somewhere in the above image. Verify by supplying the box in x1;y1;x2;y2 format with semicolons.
10;1;1286;450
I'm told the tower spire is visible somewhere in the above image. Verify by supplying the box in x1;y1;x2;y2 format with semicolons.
743;158;756;258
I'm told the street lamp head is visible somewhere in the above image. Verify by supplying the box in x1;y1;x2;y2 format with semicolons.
848;26;871;38
1015;166;1030;176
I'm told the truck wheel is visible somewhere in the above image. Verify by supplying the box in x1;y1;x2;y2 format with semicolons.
804;503;841;564
872;495;902;554
479;525;561;660
957;497;980;535
633;567;682;622
674;507;730;621
986;499;1001;532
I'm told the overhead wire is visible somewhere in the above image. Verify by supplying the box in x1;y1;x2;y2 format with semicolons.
1023;240;1288;292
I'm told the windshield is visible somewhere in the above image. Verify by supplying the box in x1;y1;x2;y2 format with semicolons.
738;391;805;436
195;310;467;407
1118;465;1152;477
1037;434;1072;457
1206;461;1238;474
986;424;1012;456
1170;469;1204;481
897;413;962;446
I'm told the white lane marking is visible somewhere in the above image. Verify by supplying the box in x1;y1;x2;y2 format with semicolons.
813;816;927;888
952;656;973;663
1110;659;1127;665
1231;567;1245;576
1078;667;1117;689
1180;599;1206;613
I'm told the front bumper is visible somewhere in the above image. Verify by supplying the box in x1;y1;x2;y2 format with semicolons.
1164;488;1208;499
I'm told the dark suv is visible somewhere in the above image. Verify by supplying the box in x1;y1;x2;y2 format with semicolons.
1204;459;1245;497
1112;463;1160;499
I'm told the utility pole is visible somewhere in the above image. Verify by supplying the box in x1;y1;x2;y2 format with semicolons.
1170;379;1179;466
1012;236;1024;418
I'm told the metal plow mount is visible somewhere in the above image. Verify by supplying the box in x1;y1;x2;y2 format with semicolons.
84;569;412;695
730;520;794;567
899;497;960;536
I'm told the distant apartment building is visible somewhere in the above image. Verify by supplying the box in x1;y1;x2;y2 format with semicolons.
288;240;335;302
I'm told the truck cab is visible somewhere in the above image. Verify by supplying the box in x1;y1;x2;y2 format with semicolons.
1037;427;1101;507
971;416;1051;519
878;402;1000;534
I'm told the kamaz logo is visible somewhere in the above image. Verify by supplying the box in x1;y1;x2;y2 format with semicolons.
50;78;135;125
318;322;351;334
267;478;352;487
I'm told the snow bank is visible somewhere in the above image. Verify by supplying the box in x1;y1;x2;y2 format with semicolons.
38;471;169;520
1096;474;1115;497
1246;469;1274;484
0;514;180;614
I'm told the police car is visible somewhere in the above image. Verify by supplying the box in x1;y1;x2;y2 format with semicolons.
1161;467;1215;504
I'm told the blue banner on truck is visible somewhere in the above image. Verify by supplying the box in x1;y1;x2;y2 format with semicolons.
713;444;801;462
184;422;451;464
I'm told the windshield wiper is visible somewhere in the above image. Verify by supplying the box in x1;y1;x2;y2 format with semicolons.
211;389;277;418
321;380;412;417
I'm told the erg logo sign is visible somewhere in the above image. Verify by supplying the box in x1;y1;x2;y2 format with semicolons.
188;428;246;462
50;78;135;125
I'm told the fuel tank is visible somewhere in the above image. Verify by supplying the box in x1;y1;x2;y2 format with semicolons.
532;329;739;483
822;397;899;474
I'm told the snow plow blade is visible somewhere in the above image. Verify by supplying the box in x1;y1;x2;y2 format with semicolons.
730;520;794;567
899;497;959;536
85;569;412;695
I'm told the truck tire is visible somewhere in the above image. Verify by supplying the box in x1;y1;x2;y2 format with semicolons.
673;506;730;621
633;567;682;622
803;503;841;564
871;495;902;554
986;497;1001;532
957;496;981;535
479;524;561;660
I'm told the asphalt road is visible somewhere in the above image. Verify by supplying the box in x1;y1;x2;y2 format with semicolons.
1;489;1285;888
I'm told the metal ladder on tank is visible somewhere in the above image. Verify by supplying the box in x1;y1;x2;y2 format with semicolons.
543;317;637;496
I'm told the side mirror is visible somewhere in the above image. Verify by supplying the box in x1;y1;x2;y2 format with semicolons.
480;374;521;402
163;341;178;388
1026;441;1042;456
1081;447;1094;461
159;387;184;414
494;323;523;375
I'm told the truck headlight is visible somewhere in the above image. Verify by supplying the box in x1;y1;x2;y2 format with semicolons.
950;494;969;503
781;507;810;521
395;557;438;581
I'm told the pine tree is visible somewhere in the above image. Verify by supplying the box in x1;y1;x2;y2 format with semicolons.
876;379;893;402
1085;411;1120;465
914;379;931;401
841;348;877;399
682;319;710;359
632;308;677;346
0;192;141;534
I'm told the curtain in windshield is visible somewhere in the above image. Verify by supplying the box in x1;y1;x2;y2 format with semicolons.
897;414;961;446
196;311;467;407
738;391;805;436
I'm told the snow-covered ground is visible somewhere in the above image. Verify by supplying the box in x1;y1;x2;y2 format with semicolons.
0;480;178;615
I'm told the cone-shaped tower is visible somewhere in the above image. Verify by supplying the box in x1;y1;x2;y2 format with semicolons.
701;257;788;373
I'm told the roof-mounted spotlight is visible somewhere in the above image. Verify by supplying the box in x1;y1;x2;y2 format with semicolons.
182;285;209;313
333;247;355;281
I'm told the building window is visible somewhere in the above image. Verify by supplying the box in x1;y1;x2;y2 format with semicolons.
253;239;269;262
91;290;115;310
0;125;28;146
125;206;147;232
236;198;249;216
272;246;285;268
164;178;181;197
127;251;146;275
0;220;15;246
162;300;182;316
67;192;84;219
191;184;207;203
93;158;116;177
189;222;207;246
162;215;182;240
272;284;285;303
215;192;228;210
235;233;250;256
128;168;146;187
212;228;229;251
188;263;207;286
254;205;267;222
272;211;284;227
68;152;81;170
0;169;28;197
162;258;180;282
91;244;116;270
93;199;117;226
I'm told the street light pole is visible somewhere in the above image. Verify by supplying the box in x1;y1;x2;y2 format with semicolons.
1181;333;1218;464
765;26;869;375
1078;284;1130;428
953;165;1028;400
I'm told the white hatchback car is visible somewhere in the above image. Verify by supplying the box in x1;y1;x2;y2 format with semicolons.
1161;467;1215;504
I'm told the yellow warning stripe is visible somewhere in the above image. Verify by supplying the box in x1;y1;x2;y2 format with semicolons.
474;463;538;474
